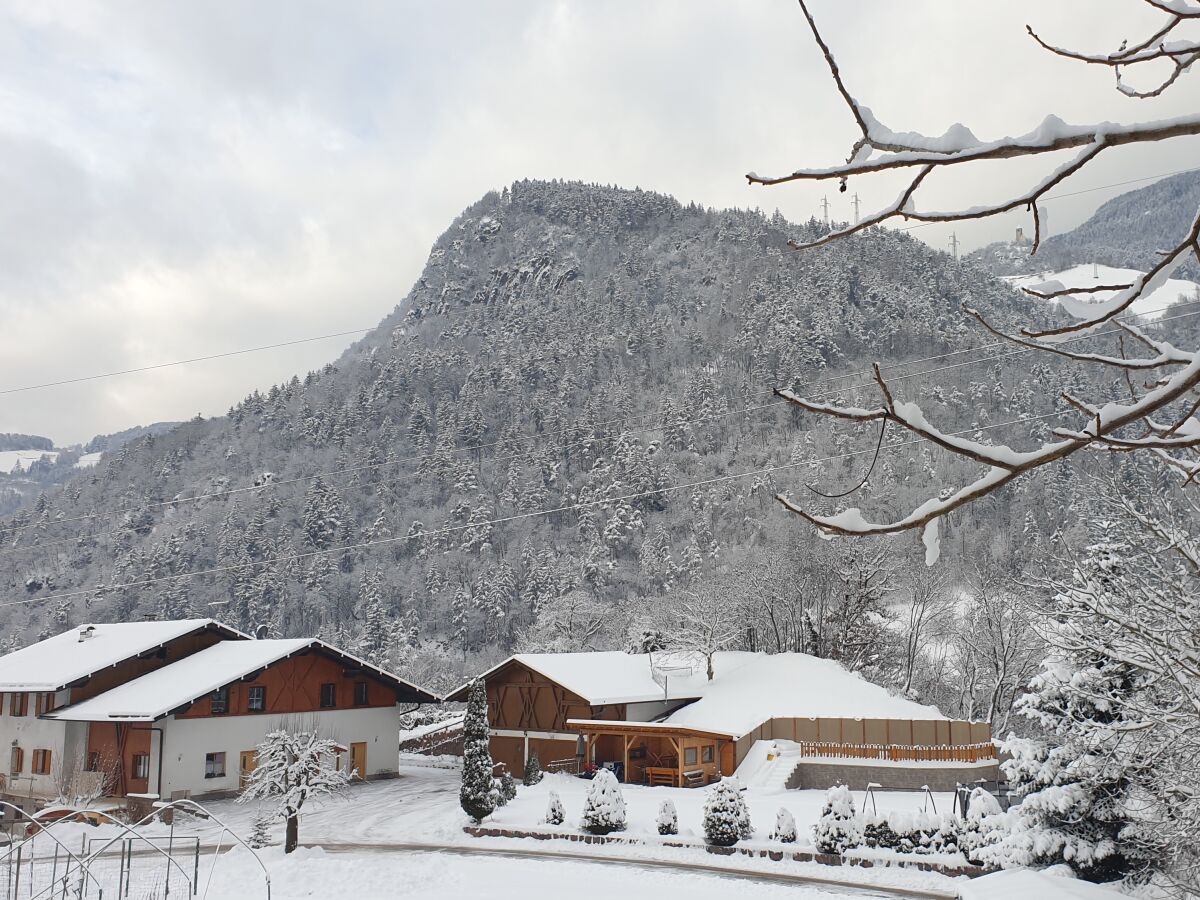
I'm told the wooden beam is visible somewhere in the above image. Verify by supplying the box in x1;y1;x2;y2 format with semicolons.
623;734;631;785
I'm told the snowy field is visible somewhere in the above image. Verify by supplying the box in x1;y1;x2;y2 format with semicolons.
1004;263;1199;320
0;448;58;473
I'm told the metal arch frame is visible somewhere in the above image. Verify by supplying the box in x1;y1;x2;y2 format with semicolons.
0;800;107;899
4;797;271;900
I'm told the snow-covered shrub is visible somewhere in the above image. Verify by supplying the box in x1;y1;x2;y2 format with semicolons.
703;777;749;847
523;751;543;786
495;770;517;806
459;678;497;823
581;769;626;834
960;788;1005;865
870;811;960;855
656;799;678;836
862;814;900;850
543;789;565;826
773;807;797;843
812;785;863;855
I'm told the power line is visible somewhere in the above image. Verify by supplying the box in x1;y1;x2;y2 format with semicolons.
5;298;1199;541
0;401;1112;611
0;328;374;396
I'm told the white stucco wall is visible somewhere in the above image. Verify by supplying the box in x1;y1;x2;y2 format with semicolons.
155;706;401;799
0;689;81;803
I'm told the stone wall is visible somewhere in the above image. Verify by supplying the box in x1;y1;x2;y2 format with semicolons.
786;760;1000;792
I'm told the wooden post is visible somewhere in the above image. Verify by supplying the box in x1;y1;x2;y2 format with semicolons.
623;734;630;784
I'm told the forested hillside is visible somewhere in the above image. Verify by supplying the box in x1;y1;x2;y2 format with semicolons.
969;170;1200;278
0;180;1147;707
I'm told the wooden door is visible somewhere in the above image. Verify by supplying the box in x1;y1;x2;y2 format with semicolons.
350;742;366;781
239;751;257;788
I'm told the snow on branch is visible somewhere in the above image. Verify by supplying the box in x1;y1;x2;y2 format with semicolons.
752;0;1200;552
1027;9;1200;99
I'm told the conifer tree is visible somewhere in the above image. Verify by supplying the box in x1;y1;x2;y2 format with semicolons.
523;751;543;786
580;769;626;834
702;778;748;847
543;789;565;826
813;785;862;855
656;799;678;836
459;678;496;823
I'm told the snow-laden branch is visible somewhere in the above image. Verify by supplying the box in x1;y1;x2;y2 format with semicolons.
754;0;1200;553
775;353;1200;548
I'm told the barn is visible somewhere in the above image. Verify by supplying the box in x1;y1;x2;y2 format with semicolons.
449;650;997;791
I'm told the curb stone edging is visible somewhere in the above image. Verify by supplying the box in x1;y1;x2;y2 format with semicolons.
462;825;988;878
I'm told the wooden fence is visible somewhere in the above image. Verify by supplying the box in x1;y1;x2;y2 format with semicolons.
793;740;997;764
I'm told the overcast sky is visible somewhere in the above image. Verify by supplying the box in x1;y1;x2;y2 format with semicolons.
2;0;1198;443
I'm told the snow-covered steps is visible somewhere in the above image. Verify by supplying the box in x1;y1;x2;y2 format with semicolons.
734;740;806;792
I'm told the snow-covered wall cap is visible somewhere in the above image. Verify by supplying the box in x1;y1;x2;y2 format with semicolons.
0;619;248;692
44;636;438;722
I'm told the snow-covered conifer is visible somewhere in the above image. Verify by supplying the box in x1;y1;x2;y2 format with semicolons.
495;770;517;806
523;751;543;786
247;811;272;850
543;789;565;826
580;769;626;835
812;785;862;855
656;799;678;836
702;777;748;847
459;678;497;823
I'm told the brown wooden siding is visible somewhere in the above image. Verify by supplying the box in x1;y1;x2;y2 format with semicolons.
87;722;152;797
176;650;395;719
70;630;229;702
484;662;593;733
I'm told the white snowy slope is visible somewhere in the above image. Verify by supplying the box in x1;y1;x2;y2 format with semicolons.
74;452;103;468
1004;263;1199;321
0;449;59;474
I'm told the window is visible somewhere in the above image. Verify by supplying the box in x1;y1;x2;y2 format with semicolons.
247;686;266;712
684;747;698;766
211;686;229;715
32;749;52;775
86;751;101;772
132;753;150;781
353;682;369;706
204;752;226;779
10;692;28;717
320;683;337;709
9;747;23;776
36;693;55;716
701;745;714;764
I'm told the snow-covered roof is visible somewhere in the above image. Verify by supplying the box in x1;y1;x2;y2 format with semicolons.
957;869;1123;900
447;651;756;706
0;619;244;692
45;637;437;722
452;650;952;736
660;653;949;738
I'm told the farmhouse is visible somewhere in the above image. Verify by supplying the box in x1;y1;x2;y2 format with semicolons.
0;619;437;813
448;651;996;791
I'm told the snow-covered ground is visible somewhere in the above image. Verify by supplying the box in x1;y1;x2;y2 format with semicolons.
0;448;59;473
13;762;966;898
1004;263;1199;320
75;451;103;468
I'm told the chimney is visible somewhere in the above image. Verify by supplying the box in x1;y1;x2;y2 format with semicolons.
77;625;96;642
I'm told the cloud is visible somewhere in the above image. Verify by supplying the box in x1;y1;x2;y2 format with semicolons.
0;0;1197;442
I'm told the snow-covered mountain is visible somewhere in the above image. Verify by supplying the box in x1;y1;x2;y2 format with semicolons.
0;179;1132;689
